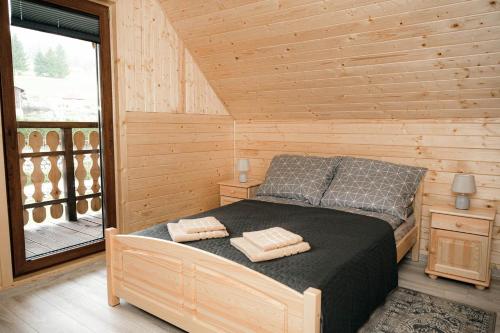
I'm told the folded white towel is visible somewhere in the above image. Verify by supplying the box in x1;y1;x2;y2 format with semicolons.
167;223;228;243
178;216;226;234
231;237;310;262
242;227;303;251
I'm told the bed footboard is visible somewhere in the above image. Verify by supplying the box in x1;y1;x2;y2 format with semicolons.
106;228;321;333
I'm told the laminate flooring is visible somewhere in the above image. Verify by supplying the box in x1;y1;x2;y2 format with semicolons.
0;260;497;332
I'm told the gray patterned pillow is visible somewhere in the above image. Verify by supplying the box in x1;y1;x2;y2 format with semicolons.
256;155;342;206
320;157;426;219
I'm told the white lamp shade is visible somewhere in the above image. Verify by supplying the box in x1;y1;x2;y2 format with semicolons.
452;174;476;194
237;159;250;172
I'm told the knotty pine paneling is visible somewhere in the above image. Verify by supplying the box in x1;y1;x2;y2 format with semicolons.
185;50;228;115
124;112;234;232
115;0;228;115
235;118;500;269
113;0;232;233
116;0;180;113
160;0;500;120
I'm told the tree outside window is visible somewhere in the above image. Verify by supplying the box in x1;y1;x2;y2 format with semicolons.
11;33;29;73
34;45;70;78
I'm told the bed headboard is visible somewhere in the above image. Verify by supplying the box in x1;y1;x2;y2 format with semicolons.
411;181;424;261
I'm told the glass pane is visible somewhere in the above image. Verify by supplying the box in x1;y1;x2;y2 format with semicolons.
11;26;99;122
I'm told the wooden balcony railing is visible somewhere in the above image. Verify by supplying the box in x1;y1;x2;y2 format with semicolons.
17;121;102;225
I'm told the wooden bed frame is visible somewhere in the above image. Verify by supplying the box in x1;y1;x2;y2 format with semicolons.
106;183;423;333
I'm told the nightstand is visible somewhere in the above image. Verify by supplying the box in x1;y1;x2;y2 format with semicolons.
425;205;496;289
218;179;262;206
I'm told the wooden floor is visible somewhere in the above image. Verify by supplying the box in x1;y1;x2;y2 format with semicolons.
0;260;497;333
399;262;500;333
24;214;103;259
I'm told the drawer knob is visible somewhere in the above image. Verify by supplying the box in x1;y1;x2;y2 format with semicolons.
455;222;463;228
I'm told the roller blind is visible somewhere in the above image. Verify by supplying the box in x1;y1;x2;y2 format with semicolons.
10;0;100;43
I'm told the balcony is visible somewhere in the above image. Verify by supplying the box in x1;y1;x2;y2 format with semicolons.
18;121;104;259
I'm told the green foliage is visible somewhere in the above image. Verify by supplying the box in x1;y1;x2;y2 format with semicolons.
55;45;70;77
34;45;70;78
11;34;29;73
34;51;48;76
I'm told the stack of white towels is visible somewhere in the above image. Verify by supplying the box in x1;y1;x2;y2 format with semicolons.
231;227;311;262
167;216;228;242
167;217;309;263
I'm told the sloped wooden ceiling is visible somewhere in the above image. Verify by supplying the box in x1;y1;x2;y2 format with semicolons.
158;0;500;120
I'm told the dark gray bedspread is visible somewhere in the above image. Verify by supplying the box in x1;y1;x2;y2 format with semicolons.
135;199;398;332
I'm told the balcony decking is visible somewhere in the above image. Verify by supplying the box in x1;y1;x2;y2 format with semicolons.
24;213;103;259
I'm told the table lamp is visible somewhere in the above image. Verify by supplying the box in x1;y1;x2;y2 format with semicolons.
452;174;476;210
237;159;249;183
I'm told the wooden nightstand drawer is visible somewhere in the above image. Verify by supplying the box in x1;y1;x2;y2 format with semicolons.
220;185;249;199
218;179;262;207
220;196;242;206
431;213;490;236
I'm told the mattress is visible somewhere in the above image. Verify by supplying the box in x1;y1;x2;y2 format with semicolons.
135;199;398;332
394;214;415;242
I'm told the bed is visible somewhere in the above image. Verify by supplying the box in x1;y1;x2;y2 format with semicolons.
106;156;424;333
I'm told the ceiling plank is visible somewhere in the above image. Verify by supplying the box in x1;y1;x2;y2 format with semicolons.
160;0;500;120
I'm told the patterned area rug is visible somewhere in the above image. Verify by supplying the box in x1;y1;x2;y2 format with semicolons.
360;287;496;333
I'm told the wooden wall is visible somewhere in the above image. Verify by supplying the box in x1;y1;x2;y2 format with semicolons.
118;0;179;113
1;0;499;286
235;118;500;270
0;101;13;288
115;0;228;115
123;112;233;233
185;50;228;115
160;0;500;271
160;0;500;121
114;0;233;232
0;0;233;286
